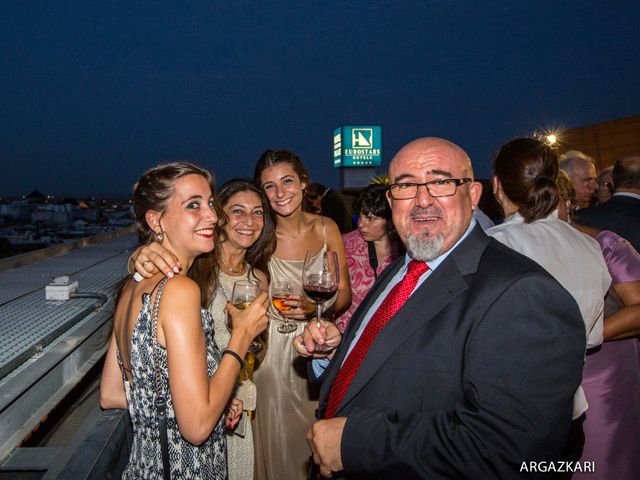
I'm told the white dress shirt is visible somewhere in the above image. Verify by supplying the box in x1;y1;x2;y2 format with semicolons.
312;220;477;377
487;210;611;418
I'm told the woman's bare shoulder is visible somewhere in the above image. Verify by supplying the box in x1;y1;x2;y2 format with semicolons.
157;276;202;329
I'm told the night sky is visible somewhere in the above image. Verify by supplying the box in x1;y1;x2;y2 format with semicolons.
2;1;639;198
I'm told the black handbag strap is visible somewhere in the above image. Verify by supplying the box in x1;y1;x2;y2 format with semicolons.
150;276;171;480
367;241;379;279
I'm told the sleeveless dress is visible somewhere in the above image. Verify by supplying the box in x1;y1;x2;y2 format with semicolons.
209;268;257;480
336;229;400;333
254;227;336;480
117;278;227;480
576;231;640;479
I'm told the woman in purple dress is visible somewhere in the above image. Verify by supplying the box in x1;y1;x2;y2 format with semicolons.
558;170;640;479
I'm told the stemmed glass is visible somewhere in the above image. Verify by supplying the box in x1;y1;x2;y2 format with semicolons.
272;280;297;334
230;279;263;353
302;250;339;327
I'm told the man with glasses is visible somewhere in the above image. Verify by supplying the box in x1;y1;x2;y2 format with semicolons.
294;137;585;479
594;166;614;205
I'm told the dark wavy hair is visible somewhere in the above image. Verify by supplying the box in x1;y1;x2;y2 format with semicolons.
493;138;560;223
354;185;399;241
253;149;311;190
132;161;222;307
216;178;276;282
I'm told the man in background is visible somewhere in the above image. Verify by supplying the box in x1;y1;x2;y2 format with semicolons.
560;150;597;208
577;155;640;251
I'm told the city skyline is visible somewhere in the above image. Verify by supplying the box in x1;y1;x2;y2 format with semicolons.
2;1;639;197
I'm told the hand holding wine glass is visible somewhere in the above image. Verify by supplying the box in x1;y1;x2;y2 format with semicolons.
293;319;342;357
302;250;339;326
228;280;268;352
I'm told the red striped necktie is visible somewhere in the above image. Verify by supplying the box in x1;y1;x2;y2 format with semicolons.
324;260;429;419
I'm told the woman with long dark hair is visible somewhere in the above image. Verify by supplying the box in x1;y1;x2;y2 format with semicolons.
128;177;277;479
100;163;268;479
208;178;276;480
253;149;351;480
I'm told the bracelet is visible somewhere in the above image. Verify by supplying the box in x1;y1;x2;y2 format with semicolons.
127;255;136;275
222;349;244;370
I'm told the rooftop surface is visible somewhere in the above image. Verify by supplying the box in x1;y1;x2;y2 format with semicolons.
0;233;138;381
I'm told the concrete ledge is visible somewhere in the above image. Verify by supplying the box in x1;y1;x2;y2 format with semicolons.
0;226;137;273
42;409;131;480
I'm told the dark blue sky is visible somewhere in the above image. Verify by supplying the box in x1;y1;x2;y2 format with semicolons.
2;1;639;197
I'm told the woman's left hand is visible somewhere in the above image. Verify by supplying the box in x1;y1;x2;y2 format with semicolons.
225;398;243;429
281;294;314;320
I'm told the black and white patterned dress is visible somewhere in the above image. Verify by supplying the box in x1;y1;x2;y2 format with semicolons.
118;282;227;479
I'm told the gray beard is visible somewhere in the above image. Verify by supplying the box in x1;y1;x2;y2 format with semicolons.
406;233;445;261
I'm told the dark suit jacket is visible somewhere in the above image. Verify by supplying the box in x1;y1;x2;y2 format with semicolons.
576;195;640;252
316;225;585;479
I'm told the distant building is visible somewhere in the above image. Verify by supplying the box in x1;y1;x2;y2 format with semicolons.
24;188;47;204
558;114;640;171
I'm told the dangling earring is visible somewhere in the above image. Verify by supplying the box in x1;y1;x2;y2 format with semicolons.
156;231;164;242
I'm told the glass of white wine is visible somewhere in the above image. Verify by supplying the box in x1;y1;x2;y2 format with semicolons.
272;280;297;334
231;279;262;353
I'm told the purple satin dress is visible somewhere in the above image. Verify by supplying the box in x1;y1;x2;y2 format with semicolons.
576;231;640;479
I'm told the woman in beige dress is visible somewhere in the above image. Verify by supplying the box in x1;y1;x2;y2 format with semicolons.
252;149;351;480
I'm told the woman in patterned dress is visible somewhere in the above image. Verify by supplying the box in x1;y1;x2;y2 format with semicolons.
124;177;277;479
336;185;403;333
100;162;269;479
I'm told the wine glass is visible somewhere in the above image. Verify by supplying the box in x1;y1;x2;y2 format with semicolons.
272;280;297;334
302;250;339;327
231;279;263;353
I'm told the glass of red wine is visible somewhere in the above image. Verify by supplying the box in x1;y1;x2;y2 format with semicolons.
302;250;339;329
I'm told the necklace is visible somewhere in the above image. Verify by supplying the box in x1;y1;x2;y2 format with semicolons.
278;219;303;238
220;257;246;274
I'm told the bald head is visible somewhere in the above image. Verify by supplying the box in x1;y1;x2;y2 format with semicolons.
390;137;475;180
387;137;482;260
613;155;640;192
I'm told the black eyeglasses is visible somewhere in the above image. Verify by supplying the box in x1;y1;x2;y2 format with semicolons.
388;178;472;199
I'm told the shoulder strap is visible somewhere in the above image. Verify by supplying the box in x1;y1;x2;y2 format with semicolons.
114;344;129;384
367;241;379;279
321;217;327;248
149;276;171;480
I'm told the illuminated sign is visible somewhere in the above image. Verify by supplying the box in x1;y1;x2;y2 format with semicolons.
333;125;382;168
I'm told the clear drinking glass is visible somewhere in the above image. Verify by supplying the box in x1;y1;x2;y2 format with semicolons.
230;279;263;353
272;280;297;334
302;250;339;327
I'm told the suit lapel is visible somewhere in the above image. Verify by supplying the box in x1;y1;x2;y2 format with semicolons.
336;257;468;412
327;225;490;415
319;258;404;403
